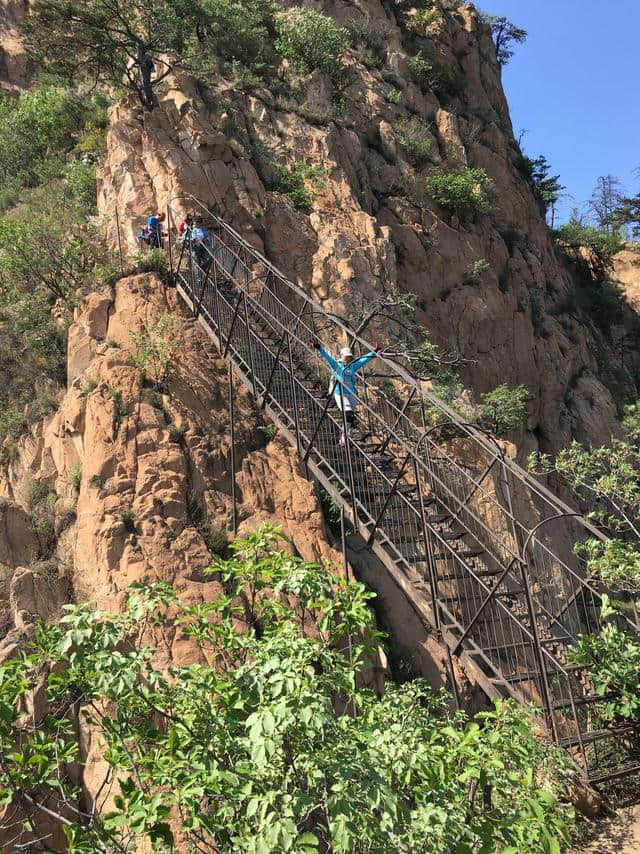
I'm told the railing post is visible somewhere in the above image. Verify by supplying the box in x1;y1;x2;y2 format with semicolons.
339;384;360;527
242;292;258;396
228;361;238;535
166;204;174;279
414;457;460;709
287;335;303;457
502;461;558;743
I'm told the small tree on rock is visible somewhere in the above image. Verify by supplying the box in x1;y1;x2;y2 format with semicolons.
480;13;527;66
22;0;199;109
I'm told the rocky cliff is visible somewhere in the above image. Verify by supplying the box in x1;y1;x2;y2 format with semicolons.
98;0;639;461
0;0;29;94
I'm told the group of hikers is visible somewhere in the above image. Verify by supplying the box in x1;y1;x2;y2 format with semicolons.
138;211;212;263
138;209;380;446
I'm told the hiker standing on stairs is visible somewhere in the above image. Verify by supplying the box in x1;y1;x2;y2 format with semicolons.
310;339;380;446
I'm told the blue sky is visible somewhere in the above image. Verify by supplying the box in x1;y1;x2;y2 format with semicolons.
489;0;640;224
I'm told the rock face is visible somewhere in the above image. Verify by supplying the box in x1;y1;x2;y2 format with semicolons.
0;0;30;94
1;274;342;635
98;1;638;460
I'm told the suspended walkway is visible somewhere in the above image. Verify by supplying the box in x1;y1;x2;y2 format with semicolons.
165;196;640;788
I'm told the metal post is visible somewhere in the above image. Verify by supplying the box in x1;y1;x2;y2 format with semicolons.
228;361;238;535
414;457;460;708
339;384;360;527
187;230;196;311
166;204;174;279
504;463;558;744
115;207;125;276
242;292;258;395
222;293;244;360
303;391;334;465
287;335;303;457
378;388;416;456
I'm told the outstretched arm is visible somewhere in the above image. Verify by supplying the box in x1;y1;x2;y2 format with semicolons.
315;344;338;371
352;343;380;372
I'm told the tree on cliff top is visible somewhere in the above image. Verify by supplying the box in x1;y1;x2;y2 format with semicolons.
480;13;527;66
22;0;200;109
0;525;574;853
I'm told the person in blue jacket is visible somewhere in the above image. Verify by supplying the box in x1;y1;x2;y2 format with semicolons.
311;338;380;446
146;212;165;249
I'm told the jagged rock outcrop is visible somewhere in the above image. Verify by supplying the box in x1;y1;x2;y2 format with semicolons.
98;1;638;460
0;0;29;94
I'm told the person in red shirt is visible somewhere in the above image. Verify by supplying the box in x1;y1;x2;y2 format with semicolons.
178;214;193;238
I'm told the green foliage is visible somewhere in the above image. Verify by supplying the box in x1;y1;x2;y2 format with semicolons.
480;13;527;65
0;86;104;436
29;481;58;558
407;51;440;92
23;0;201;108
478;384;529;434
517;153;565;215
407;52;465;100
130;314;178;391
465;258;491;282
393;116;434;166
69;461;82;492
529;404;640;593
258;423;278;442
569;597;640;723
120;509;136;532
0;409;25;442
168;422;187;445
555;216;624;279
405;7;443;31
201;525;229;556
270;162;328;213
319;484;341;533
199;0;274;67
0;525;574;851
425;166;493;221
275;8;351;80
344;15;389;68
385;87;402;104
109;388;129;419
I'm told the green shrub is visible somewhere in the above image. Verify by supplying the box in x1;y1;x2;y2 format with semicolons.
120;509;136;532
63;160;97;213
168;423;187;445
130;314;178;390
465;258;491;282
199;0;273;68
200;525;229;556
258;424;278;442
29;481;58;558
407;52;440;92
406;8;443;31
555;217;624;279
569;597;640;724
275;8;351;80
393;117;434;166
0;525;575;851
385;88;402;104
0;408;25;441
478;384;529;434
270;162;328;213
109;388;129;419
69;461;82;491
425;167;492;220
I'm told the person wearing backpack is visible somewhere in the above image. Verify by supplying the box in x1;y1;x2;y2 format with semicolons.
310;339;380;446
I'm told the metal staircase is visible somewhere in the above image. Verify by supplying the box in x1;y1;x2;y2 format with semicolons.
165;195;640;787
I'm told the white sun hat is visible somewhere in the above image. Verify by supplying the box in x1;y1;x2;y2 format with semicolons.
339;347;354;358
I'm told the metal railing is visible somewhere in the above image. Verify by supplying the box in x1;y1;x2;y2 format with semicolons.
165;195;640;786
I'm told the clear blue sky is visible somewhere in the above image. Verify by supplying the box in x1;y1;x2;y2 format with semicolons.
491;0;640;224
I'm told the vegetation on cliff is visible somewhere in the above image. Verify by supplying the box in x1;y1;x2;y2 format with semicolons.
0;527;574;853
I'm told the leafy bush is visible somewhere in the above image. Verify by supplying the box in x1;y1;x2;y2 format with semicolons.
0;525;575;851
130;314;178;390
120;509;136;532
406;8;443;31
569;596;640;723
258;423;278;442
275;8;351;80
425;167;493;220
29;480;58;558
393;116;434;166
270;162;328;213
69;461;82;492
479;384;529;434
385;87;402;104
555;217;623;278
465;258;491;282
407;52;440;92
199;0;274;67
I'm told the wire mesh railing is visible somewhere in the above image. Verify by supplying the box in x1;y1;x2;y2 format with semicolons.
164;195;640;785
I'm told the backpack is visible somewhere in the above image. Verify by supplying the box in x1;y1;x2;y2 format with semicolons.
138;226;152;245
